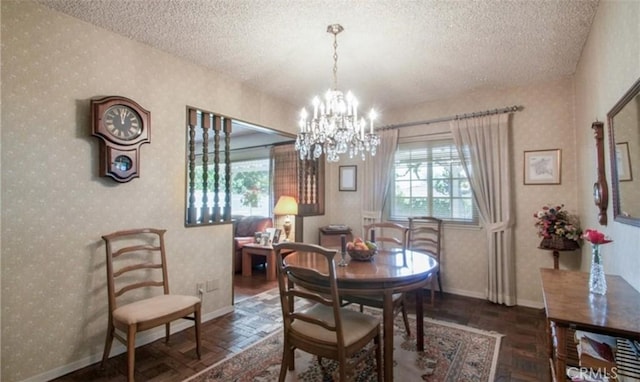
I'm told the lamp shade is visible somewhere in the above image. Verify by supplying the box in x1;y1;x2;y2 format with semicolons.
274;196;298;216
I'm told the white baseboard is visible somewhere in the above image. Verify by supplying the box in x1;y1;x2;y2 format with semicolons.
438;287;544;309
20;305;234;382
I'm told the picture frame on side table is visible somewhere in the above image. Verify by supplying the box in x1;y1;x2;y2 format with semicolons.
272;228;282;244
524;149;561;185
339;165;357;191
615;142;633;181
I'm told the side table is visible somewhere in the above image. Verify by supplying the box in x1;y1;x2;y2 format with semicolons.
319;225;353;247
242;243;276;281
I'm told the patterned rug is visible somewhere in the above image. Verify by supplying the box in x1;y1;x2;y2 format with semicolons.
185;289;503;382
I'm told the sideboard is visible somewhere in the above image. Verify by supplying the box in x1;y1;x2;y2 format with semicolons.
540;268;640;381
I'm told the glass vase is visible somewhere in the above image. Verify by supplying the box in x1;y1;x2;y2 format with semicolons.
589;244;607;295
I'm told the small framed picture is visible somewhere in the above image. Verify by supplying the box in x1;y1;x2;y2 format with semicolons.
615;142;632;181
339;165;357;191
265;228;276;245
272;228;282;244
524;149;561;185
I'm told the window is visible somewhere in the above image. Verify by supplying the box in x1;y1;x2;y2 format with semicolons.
390;138;477;224
230;159;271;217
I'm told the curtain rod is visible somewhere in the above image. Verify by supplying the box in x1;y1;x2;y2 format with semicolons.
379;105;522;130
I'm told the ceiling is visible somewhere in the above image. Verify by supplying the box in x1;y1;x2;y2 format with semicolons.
37;0;599;116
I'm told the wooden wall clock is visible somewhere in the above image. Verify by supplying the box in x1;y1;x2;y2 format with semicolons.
91;96;150;183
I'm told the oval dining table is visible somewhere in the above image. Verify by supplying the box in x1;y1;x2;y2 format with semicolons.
283;248;439;382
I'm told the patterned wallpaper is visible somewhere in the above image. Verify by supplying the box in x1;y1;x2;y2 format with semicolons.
2;1;639;381
1;2;296;381
573;1;640;289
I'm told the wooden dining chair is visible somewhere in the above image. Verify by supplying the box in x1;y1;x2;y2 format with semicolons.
342;222;412;336
273;242;382;382
101;228;202;382
408;216;443;305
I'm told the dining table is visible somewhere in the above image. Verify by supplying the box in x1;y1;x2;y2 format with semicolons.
283;248;439;382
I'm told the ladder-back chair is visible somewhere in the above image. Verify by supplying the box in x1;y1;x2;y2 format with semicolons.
408;217;443;305
342;222;412;336
101;228;201;382
274;242;382;382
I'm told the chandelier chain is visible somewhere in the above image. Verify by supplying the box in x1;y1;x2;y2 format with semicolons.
332;33;339;90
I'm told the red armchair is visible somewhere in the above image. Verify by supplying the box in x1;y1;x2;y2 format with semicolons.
233;216;273;273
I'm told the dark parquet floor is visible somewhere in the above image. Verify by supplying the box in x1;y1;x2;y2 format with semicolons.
52;267;550;381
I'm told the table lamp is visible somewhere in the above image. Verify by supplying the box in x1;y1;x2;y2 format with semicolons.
273;195;298;242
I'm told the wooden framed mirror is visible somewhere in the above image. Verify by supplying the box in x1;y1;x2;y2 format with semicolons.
607;77;640;227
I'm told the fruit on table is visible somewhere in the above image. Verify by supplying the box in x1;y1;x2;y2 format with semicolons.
346;237;377;251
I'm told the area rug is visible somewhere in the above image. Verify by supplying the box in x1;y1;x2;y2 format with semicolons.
186;289;503;381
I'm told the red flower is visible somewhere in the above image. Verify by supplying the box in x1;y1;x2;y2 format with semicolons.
582;229;612;245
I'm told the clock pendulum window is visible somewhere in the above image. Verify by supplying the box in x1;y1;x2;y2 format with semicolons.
91;96;150;183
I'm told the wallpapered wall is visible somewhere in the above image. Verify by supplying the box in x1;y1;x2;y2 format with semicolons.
0;2;297;381
2;1;639;381
573;1;640;290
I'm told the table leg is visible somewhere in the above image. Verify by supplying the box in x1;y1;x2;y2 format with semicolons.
555;324;567;380
242;249;252;277
553;250;560;270
266;251;276;281
383;291;394;382
416;287;424;351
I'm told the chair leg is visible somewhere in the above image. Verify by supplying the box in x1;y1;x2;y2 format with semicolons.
401;302;411;336
278;341;290;382
127;326;137;382
437;271;443;295
194;307;202;359
375;332;383;382
165;323;170;342
101;321;115;368
430;277;436;307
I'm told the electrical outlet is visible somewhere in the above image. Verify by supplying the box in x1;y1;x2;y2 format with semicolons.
206;279;219;292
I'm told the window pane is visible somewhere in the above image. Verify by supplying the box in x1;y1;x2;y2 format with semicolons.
391;138;477;224
231;159;270;217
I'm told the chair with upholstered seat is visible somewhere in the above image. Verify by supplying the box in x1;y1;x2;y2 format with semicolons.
101;228;201;382
273;242;382;382
408;216;443;305
342;222;412;336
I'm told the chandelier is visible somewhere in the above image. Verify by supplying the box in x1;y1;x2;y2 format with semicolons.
295;24;380;162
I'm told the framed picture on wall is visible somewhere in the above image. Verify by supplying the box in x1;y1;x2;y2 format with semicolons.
524;149;561;185
615;142;632;181
339;165;357;191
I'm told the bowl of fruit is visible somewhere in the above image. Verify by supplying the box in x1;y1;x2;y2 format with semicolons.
346;237;378;261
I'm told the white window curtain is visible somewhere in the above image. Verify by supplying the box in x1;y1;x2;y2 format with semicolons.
450;113;515;306
361;129;399;235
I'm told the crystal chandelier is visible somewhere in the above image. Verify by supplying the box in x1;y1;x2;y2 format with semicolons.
295;24;380;162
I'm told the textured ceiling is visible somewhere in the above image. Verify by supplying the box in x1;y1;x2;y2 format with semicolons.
37;0;599;113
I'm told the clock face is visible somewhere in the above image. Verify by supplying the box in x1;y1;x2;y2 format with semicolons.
104;105;143;141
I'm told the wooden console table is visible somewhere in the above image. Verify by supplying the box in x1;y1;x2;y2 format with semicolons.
540;268;640;381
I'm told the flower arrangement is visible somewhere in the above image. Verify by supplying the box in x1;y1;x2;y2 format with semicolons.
533;204;582;241
582;229;613;245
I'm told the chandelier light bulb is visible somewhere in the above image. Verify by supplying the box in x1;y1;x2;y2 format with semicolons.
294;24;381;162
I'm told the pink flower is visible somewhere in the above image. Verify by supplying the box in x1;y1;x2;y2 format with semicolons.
582;229;612;245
